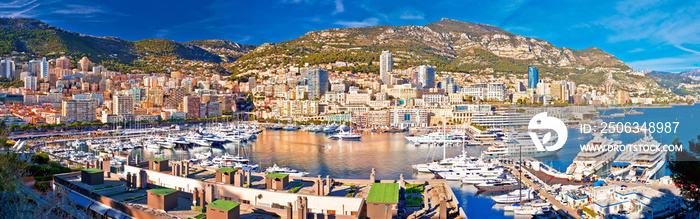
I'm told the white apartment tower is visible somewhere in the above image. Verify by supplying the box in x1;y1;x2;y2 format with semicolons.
380;51;392;85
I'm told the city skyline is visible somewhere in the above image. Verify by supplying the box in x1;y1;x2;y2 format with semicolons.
0;0;698;72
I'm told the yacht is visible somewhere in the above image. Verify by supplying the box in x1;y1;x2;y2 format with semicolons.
491;189;536;204
265;164;309;177
460;171;505;184
475;179;520;192
329;131;362;140
431;166;503;181
412;151;478;173
480;131;560;159
283;124;299;131
626;134;666;181
566;133;620;180
404;131;463;145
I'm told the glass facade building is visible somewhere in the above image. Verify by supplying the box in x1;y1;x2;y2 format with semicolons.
528;66;539;89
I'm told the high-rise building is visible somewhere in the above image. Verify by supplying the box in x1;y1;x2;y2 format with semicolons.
56;56;71;69
184;96;202;118
301;68;328;100
113;95;135;119
24;76;37;91
39;57;49;79
78;57;92;72
415;65;436;89
380;51;392;85
1;58;15;78
147;88;164;106
165;87;187;107
205;101;222;118
62;99;98;123
528;66;539;89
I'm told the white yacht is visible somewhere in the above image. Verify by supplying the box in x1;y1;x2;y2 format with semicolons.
329;131;362;140
626;134;665;181
431;166;503;181
460;171;505;184
265;164;309;177
480;131;559;159
492;189;536;204
404;131;464;145
412;151;479;173
566;133;620;180
474;178;520;192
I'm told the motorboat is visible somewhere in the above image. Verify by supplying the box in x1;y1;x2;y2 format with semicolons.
329;131;362;140
475;179;520;192
566;133;620;180
265;164;309;177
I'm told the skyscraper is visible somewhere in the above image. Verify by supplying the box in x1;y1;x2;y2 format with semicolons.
39;57;49;79
528;66;538;89
380;51;392;85
301;68;328;100
416;65;436;89
1;58;14;78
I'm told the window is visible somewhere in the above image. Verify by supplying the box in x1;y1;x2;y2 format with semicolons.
404;114;411;121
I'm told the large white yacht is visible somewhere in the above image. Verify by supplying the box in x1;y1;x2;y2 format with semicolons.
626;134;665;181
566;133;621;180
404;131;465;145
480;131;560;159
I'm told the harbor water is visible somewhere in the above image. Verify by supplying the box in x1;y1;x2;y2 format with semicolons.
104;104;700;218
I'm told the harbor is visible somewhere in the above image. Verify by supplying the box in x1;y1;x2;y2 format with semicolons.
12;105;700;218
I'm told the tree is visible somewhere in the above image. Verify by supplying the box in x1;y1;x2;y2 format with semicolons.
0;121;7;150
668;135;700;204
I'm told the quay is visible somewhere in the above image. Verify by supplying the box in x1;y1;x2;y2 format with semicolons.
53;156;468;219
504;164;581;219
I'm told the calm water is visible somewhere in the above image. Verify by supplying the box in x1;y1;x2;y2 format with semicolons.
126;104;700;219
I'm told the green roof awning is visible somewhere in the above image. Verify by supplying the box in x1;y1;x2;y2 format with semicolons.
217;167;237;173
366;183;399;203
148;188;178;196
207;199;241;211
150;158;167;162
82;168;104;174
265;173;289;179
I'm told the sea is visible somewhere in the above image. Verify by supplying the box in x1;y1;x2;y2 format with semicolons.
124;104;700;219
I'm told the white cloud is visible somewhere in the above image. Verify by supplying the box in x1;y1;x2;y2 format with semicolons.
601;1;700;52
628;48;644;53
628;54;700;72
399;10;424;20
0;0;38;8
332;0;344;15
53;4;105;15
334;17;379;28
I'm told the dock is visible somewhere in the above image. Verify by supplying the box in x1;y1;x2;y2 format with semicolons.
504;164;582;219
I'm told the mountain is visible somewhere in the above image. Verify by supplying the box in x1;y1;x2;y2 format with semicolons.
680;69;700;80
0;18;223;72
233;18;638;88
185;39;256;62
642;69;673;75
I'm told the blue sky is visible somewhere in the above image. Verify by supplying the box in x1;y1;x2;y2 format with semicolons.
1;0;699;72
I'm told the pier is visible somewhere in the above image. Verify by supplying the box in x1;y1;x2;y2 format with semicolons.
504;164;582;219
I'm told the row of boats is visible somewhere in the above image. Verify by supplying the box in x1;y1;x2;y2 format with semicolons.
266;123;364;140
477;130;666;181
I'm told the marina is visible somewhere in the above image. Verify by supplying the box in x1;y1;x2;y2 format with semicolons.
21;105;700;218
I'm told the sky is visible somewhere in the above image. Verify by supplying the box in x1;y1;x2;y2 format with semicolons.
1;0;699;72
